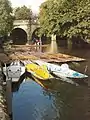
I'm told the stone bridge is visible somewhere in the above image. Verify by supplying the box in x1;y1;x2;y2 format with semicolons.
10;20;86;48
10;20;40;45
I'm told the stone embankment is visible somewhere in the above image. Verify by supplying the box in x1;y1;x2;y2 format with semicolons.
0;49;11;120
0;69;10;120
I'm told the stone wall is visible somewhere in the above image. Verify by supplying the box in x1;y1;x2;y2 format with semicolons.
0;69;10;120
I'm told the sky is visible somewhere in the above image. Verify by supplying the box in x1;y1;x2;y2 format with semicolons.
9;0;45;13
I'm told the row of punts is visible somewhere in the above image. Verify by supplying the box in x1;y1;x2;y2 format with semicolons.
0;59;88;85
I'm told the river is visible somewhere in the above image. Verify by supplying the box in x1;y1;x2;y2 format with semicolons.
12;47;90;120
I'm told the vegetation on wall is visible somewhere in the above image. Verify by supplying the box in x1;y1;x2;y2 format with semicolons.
14;5;32;20
14;6;38;24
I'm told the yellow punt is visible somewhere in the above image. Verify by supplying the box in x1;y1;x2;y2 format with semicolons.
25;63;53;80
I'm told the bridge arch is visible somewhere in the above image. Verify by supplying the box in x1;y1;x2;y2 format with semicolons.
32;27;40;40
10;28;27;45
31;28;50;45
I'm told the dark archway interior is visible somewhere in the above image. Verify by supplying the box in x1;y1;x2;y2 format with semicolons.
32;28;40;41
10;28;27;45
32;28;50;45
32;28;52;45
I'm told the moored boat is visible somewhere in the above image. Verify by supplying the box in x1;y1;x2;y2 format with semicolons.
34;60;88;79
25;63;54;80
2;61;25;83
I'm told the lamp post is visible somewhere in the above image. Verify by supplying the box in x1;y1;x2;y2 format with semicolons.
28;8;32;44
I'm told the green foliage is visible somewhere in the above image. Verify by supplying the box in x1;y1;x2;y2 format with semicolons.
39;0;90;42
14;5;32;20
0;0;14;36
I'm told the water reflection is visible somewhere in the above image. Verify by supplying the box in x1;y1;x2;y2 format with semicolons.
12;75;87;120
47;38;58;53
13;79;58;120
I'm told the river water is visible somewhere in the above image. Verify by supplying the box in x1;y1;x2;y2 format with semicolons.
12;47;90;120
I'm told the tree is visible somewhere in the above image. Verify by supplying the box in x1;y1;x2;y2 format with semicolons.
0;0;14;36
39;0;90;42
14;5;32;20
67;0;90;43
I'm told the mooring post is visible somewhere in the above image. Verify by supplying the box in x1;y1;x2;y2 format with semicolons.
5;63;12;119
6;77;12;119
39;37;42;53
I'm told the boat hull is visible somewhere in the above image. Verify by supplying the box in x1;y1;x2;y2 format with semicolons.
34;60;88;79
25;63;54;81
2;61;25;83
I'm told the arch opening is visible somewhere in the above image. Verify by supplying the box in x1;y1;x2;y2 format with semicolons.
32;28;50;45
10;28;27;45
32;28;40;41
